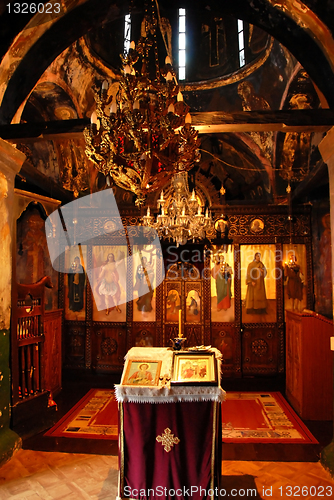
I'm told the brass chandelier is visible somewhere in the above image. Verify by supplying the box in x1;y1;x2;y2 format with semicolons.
142;171;214;246
84;1;201;206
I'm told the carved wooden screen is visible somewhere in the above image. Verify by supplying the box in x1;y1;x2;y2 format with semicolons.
163;263;204;347
11;277;51;405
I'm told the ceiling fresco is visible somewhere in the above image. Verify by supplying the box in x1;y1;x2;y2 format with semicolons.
0;0;333;207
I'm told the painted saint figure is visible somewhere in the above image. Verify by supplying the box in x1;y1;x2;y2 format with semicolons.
181;360;207;380
188;296;199;316
284;255;304;311
134;256;154;312
98;253;121;315
181;361;196;379
68;256;85;312
211;253;232;311
245;252;267;314
128;363;153;385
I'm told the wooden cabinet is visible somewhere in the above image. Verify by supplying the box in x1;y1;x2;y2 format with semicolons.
11;279;61;432
285;310;333;420
44;309;63;397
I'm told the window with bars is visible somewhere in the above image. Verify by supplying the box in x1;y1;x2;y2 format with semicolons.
238;19;245;67
124;14;131;55
179;8;186;80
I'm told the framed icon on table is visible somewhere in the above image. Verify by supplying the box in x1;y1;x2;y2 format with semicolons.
122;360;162;386
171;352;217;386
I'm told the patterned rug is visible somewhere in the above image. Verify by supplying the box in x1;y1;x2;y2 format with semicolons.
45;389;118;440
221;392;318;443
45;389;317;444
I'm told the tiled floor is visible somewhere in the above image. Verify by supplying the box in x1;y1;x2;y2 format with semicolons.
0;449;334;499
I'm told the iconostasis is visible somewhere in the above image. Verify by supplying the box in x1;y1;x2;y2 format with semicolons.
59;206;313;376
14;198;321;377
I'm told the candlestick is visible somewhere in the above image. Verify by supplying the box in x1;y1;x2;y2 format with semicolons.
178;309;182;337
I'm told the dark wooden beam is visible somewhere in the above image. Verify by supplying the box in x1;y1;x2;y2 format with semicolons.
0;118;90;142
1;109;334;143
18;160;73;204
191;109;334;134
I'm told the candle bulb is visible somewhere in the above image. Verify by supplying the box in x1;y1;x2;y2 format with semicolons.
147;207;150;217
101;80;108;100
110;101;117;114
185;112;192;124
90;111;97;125
168;103;175;113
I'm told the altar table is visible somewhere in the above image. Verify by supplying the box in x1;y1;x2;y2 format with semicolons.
115;347;225;500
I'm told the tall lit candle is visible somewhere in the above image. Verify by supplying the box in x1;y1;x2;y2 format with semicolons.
179;309;182;337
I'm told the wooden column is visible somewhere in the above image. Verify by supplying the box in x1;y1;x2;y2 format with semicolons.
0;138;26;466
318;127;334;476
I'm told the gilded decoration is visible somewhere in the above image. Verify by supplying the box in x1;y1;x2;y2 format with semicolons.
156;428;180;452
103;220;117;233
250;218;264;233
223;211;310;239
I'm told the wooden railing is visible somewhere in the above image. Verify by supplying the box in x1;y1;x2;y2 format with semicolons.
11;276;52;405
16;304;44;399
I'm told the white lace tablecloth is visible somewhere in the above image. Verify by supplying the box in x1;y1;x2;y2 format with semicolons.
115;346;226;403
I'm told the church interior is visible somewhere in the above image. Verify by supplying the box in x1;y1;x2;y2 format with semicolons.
1;0;334;495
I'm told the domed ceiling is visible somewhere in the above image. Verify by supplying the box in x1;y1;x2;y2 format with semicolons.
0;0;333;206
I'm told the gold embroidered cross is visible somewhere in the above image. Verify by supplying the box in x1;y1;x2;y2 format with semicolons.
156;428;180;452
